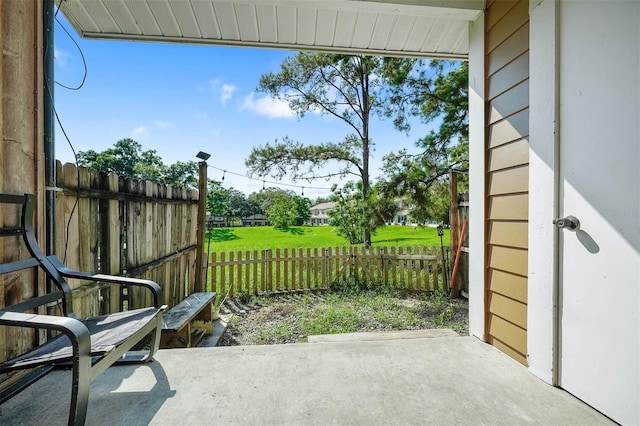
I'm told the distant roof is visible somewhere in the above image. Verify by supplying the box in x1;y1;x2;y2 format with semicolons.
60;0;482;59
310;202;337;210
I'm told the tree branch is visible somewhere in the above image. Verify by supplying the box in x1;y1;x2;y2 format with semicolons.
317;67;364;132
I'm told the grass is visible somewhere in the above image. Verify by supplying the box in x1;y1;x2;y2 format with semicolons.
220;285;468;346
207;224;450;252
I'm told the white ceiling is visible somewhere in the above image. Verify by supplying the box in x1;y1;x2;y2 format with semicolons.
59;0;483;59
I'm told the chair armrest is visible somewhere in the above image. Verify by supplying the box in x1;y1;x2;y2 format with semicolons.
46;256;163;308
0;310;91;359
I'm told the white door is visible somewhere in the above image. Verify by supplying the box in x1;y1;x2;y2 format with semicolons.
557;2;639;425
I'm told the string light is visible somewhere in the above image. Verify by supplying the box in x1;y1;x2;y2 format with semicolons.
207;164;333;192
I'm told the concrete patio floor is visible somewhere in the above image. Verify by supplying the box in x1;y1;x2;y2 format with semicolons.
0;332;613;425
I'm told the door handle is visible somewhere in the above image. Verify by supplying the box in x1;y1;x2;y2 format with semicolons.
553;215;580;231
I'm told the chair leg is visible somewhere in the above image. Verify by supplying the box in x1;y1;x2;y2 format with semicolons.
69;338;92;425
115;314;164;364
145;320;163;361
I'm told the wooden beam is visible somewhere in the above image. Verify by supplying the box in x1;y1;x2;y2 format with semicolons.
194;161;207;292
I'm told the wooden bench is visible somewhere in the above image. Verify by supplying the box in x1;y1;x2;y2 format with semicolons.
160;291;216;348
0;193;167;425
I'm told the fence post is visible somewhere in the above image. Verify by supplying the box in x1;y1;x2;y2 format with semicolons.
211;252;217;295
265;249;271;292
323;248;328;289
449;169;460;298
194;160;208;293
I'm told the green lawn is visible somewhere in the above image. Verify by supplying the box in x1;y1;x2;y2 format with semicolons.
207;224;450;251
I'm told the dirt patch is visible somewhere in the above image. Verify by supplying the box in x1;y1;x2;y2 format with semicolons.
217;291;468;346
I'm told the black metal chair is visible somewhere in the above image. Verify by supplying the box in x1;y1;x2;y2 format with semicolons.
0;193;167;425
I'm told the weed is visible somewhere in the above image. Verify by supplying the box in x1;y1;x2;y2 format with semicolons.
373;307;422;329
299;303;365;336
438;303;456;327
255;321;297;344
220;288;468;346
329;277;403;297
298;293;318;307
237;291;253;305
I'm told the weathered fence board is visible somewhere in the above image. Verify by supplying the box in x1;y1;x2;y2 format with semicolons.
54;162;198;318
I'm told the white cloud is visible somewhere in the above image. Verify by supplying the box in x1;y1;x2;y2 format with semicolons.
240;92;295;119
131;126;148;138
206;79;237;105
220;84;236;105
54;47;70;68
154;120;172;129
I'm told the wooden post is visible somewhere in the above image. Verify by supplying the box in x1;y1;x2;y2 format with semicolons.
449;169;460;298
450;219;468;294
194;160;207;293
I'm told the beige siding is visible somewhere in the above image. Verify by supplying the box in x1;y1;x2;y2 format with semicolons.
488;138;529;171
488;109;528;147
488;269;527;303
488;166;529;195
488;221;528;249
485;0;529;366
488;193;528;220
488;80;529;124
486;0;529;52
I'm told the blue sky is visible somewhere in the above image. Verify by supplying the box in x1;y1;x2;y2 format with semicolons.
54;15;430;200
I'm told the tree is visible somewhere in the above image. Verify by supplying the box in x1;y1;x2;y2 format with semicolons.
327;181;374;245
245;53;400;247
135;149;166;182
379;60;469;223
292;196;311;226
415;179;450;225
249;188;311;228
265;192;298;229
247;187;283;213
225;189;250;225
162;161;199;188
77;138;199;188
78;138;151;178
369;183;399;226
207;179;228;218
327;182;398;243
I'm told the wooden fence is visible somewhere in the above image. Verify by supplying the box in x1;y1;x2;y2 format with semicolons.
207;246;448;299
55;161;199;317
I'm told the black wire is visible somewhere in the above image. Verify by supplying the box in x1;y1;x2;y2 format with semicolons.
207;164;333;191
54;14;88;90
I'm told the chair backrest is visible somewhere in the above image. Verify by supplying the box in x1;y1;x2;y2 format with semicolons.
0;193;74;315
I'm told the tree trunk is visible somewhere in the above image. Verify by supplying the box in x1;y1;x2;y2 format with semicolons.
361;64;372;248
362;144;371;247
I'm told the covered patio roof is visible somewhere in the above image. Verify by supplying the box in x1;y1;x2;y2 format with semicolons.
59;0;483;59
